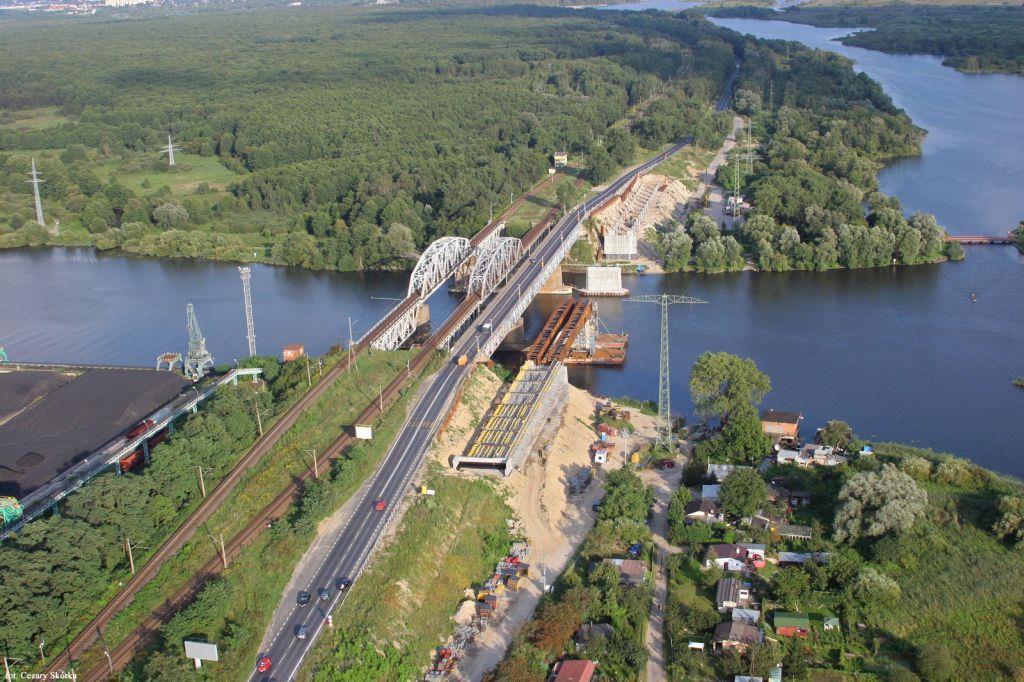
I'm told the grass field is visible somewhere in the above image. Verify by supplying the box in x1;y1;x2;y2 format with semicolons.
0;106;72;132
305;471;513;680
74;350;416;675
94;153;243;196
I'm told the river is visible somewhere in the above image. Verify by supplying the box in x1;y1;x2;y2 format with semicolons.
1;14;1022;474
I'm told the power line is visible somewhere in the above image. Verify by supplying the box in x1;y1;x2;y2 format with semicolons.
625;294;708;451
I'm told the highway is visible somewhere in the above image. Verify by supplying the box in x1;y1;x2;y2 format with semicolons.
252;64;738;680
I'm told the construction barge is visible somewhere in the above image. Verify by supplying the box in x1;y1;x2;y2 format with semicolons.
527;297;628;366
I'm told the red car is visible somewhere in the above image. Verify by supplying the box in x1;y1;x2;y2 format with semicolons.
256;655;272;673
373;499;387;512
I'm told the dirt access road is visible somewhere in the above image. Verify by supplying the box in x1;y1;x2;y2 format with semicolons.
639;453;687;682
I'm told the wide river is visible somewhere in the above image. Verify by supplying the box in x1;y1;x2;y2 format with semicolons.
1;15;1022;473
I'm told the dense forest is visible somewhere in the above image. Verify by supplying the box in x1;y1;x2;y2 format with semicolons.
0;6;738;270
649;30;963;273
710;5;1024;75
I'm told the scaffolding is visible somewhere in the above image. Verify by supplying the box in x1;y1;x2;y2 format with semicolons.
452;362;568;475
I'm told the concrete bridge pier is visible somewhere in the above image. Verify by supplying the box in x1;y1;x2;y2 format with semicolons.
498;317;527;352
416;303;430;327
539;267;572;295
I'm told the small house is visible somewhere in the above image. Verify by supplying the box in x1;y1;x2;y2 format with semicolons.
553;152;569;168
735;677;764;682
687;641;705;652
701;484;721;501
713;621;763;651
740;543;766;565
760;409;802;442
768;666;783;682
705;544;747;572
282;343;306;362
593;449;608;465
804;443;848;467
776;448;811;467
597;423;618;438
685;497;724;525
551;659;596;682
706;463;738;482
748;511;787;533
732;608;761;625
604;558;647;586
776;524;812;541
716;578;753;612
575;622;614;648
768;480;812;507
823;615;840;631
773;612;810;638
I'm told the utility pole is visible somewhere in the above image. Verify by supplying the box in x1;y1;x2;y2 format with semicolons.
626;295;708;451
251;400;264;437
238;266;256;357
305;449;319;479
27;158;45;228
305;355;312;387
196;466;207;498
124;537;136;576
213;532;228;568
378;385;384;414
347;317;356;373
37;640;44;665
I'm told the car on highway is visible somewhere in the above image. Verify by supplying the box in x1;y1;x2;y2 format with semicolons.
318;587;331;601
297;590;311;607
256;655;272;674
296;624;309;640
336;577;353;591
373;499;388;511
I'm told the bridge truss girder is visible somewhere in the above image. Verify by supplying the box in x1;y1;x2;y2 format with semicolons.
468;237;523;299
371;300;422;351
408;236;472;299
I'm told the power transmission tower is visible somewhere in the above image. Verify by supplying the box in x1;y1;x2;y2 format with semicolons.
27;158;45;228
238;266;256;357
163;134;180;167
184;303;214;380
626;294;708;451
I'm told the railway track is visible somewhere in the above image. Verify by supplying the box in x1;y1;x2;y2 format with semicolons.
41;292;427;675
63;295;481;680
41;168;557;680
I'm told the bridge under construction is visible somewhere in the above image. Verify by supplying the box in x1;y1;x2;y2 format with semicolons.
527;297;628;366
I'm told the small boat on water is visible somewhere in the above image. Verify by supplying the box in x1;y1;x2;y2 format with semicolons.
970;292;978;302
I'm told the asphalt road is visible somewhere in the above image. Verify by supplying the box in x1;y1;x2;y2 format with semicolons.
251;67;737;681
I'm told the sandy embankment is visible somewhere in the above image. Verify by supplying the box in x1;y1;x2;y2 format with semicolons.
428;365;659;681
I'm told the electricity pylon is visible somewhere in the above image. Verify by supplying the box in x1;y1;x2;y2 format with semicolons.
27;158;45;227
163;134;180;167
626;294;708;451
238;266;256;357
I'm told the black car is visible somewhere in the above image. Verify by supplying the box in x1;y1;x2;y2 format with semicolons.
296;624;309;640
297;590;311;607
317;587;331;601
336;577;353;591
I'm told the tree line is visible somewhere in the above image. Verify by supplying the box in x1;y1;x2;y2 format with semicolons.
0;7;739;271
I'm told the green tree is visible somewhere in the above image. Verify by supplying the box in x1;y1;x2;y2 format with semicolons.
917;643;956;682
598;468;652;524
992;496;1024;543
773;566;811;611
555;179;581;213
819;419;852;449
833;465;928;544
719;402;772;465
719;467;768;518
689;352;771;420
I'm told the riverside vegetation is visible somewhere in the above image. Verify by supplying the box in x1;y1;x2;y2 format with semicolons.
648;30;964;274
0;6;738;270
710;5;1024;76
666;353;1024;679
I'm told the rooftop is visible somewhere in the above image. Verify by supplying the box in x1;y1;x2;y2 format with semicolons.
552;659;597;682
761;409;802;424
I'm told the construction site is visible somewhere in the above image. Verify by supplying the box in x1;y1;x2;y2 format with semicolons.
526;297;627;366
